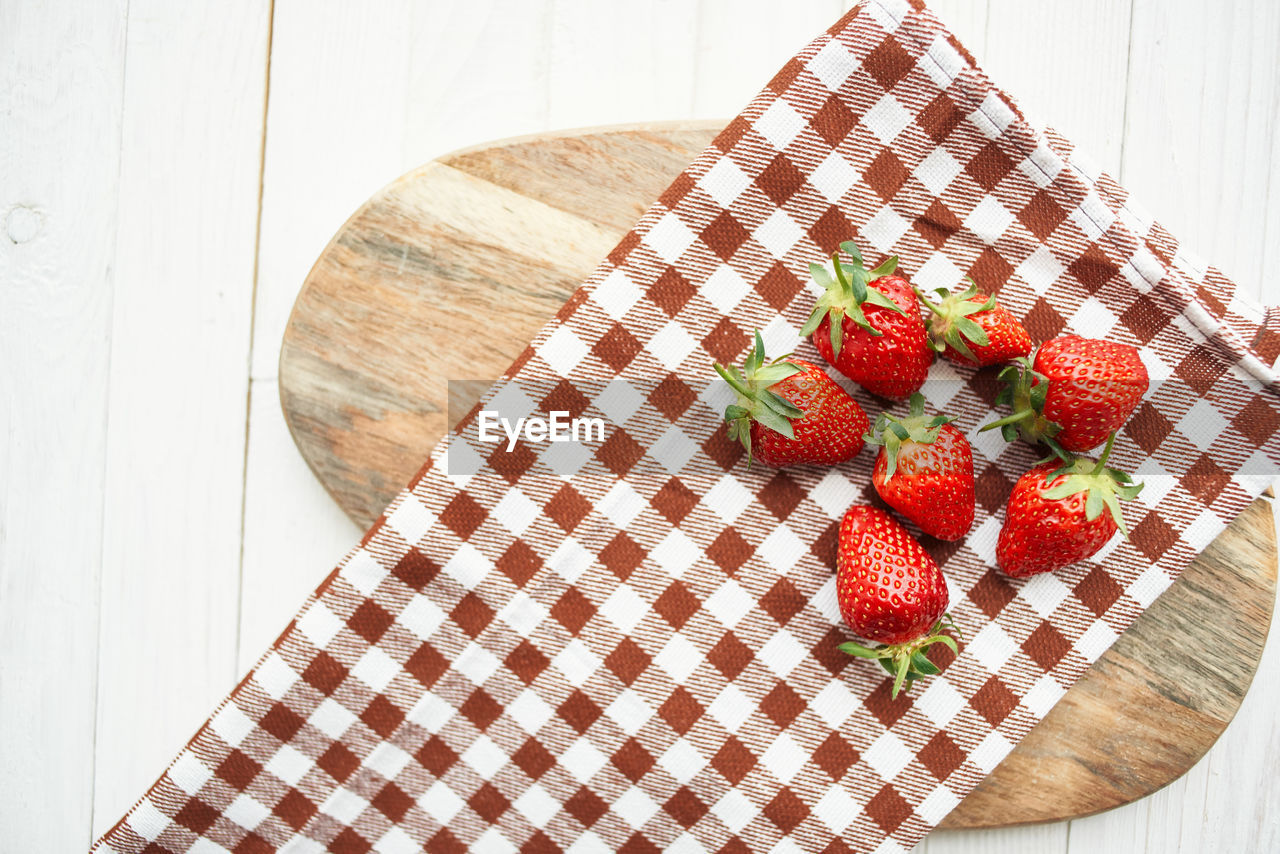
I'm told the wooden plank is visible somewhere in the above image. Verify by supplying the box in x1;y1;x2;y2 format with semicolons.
238;380;359;672
923;0;990;57
275;124;1276;832
1267;76;1280;307
1119;0;1279;297
980;0;1132;174
547;0;699;128
236;0;422;686
925;824;1067;854
694;0;844;117
404;0;556;165
239;0;563;683
1191;605;1280;854
1100;2;1280;852
88;0;271;834
0;2;127;849
250;0;417;382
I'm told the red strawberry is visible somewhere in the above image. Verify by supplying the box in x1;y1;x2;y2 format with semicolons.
918;278;1032;366
997;434;1144;577
802;241;932;400
866;393;975;541
835;505;958;698
713;330;868;468
983;334;1149;454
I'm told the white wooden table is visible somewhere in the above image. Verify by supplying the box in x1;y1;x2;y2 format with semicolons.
3;2;1278;851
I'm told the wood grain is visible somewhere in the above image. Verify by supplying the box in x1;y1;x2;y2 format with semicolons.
280;124;712;522
1094;4;1280;850
0;2;127;849
278;123;1277;829
242;0;424;688
90;0;273;834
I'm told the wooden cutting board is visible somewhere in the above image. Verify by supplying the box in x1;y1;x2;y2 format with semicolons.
278;121;1277;830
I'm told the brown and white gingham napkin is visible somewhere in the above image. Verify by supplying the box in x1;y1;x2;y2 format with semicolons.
95;1;1280;852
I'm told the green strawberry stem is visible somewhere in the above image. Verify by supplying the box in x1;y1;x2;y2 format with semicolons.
800;240;905;358
916;277;994;362
838;614;961;699
712;329;804;468
863;392;953;480
979;356;1067;457
1038;431;1144;537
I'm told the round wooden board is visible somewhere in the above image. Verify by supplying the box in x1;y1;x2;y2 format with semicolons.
280;122;1278;829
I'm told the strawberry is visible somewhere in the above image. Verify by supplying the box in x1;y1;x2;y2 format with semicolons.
866;393;975;541
835;505;959;698
983;334;1149;454
918;277;1032;366
713;330;868;468
997;433;1144;578
801;240;932;400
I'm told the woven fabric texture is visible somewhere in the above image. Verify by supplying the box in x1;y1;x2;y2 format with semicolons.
96;1;1280;852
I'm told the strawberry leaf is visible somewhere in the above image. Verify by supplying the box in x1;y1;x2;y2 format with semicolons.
752;362;804;386
953;316;990;346
745;330;766;374
1036;433;1144;536
869;254;899;278
910;651;940;675
863;286;906;315
944;326;979;362
920;277;1002;360
834;255;868;304
809;262;837;290
805;241;903;352
981;356;1062;447
711;328;809;467
841;615;961;700
759;390;803;419
839;240;865;268
799;302;827;338
753;405;796;440
891;656;911;699
830;306;848;355
865;393;957;483
1085;486;1104;521
932;633;959;655
838;641;887;659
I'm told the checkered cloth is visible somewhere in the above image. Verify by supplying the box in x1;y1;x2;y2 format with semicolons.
95;1;1280;852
